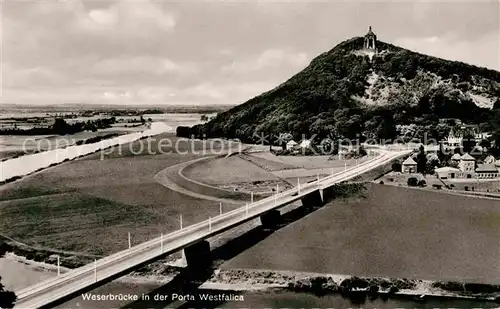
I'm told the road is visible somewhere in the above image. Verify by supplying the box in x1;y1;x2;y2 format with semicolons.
13;147;412;309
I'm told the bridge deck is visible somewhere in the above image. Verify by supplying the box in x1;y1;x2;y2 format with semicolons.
13;148;412;308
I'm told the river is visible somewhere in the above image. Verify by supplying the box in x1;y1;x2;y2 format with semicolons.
0;122;173;182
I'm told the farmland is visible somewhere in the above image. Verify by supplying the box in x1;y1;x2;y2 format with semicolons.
182;151;372;193
0;134;241;256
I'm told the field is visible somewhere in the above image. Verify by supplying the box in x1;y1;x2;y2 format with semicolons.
182;155;283;185
0;134;242;255
182;151;371;193
223;183;500;284
249;151;373;169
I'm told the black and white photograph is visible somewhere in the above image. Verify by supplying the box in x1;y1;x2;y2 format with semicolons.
0;0;499;308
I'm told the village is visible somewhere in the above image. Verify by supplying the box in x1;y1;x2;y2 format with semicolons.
381;124;500;193
268;121;500;194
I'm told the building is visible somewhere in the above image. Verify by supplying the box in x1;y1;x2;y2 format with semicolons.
475;164;499;179
475;132;492;142
458;153;476;178
401;157;418;174
364;26;377;51
444;132;462;149
299;139;311;149
451;153;462;161
484;155;496;165
286;140;298;150
435;167;464;179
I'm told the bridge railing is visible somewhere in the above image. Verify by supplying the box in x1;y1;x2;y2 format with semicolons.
16;149;410;300
16;215;216;297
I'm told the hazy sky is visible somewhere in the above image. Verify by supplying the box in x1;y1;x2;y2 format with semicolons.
1;0;499;106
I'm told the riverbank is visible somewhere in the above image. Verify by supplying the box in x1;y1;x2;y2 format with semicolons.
4;252;499;305
204;268;500;302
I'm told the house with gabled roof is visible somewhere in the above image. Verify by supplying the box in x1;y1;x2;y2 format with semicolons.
401;156;417;174
286;140;298;150
458;153;476;178
475;164;499;179
435;166;464;179
483;155;496;165
451;153;462;161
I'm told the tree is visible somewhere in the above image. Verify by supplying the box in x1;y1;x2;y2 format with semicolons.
438;142;448;164
426;153;440;174
479;139;491;149
0;276;16;308
416;145;427;174
52;118;69;135
176;126;191;138
462;132;476;153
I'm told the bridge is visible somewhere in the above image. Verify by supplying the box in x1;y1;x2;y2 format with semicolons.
13;147;413;309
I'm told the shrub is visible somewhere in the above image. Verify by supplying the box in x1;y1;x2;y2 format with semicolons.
407;177;418;187
176;126;191;138
432;281;464;292
391;162;402;172
388;286;399;294
0;276;17;308
417;180;427;187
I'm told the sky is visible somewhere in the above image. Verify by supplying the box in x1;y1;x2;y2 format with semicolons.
1;0;499;106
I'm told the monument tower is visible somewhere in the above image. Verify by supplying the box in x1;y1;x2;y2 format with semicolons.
364;26;377;51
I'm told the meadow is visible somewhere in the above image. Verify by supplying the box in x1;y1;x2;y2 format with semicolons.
0;134;240;256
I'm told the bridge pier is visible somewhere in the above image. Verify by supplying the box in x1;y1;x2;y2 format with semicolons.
260;209;281;229
300;189;324;209
183;240;211;269
321;186;336;203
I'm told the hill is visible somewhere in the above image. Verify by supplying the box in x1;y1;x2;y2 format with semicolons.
187;36;500;146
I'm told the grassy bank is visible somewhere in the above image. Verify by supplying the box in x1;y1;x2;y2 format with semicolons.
0;135;240;256
208;269;500;302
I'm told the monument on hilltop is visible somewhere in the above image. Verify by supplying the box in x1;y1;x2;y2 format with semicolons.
363;26;377;52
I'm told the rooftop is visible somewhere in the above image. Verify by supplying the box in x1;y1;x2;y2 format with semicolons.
402;157;417;165
460;153;476;161
365;26;376;37
435;167;461;173
475;164;499;173
299;139;311;148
